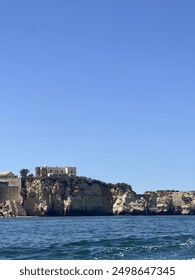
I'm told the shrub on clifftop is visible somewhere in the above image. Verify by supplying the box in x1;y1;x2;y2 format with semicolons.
20;169;29;179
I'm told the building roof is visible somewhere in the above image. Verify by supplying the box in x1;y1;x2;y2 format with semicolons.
0;172;15;176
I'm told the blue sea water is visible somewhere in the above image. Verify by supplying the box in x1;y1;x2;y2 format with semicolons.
0;216;195;260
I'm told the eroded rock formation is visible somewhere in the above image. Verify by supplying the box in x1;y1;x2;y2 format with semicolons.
1;176;195;216
146;190;195;215
0;202;12;218
22;176;114;216
111;190;195;215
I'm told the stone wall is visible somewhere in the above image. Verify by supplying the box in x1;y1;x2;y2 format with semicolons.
0;178;21;187
0;182;8;188
0;185;22;202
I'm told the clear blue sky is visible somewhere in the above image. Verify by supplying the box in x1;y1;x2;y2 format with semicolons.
1;0;194;193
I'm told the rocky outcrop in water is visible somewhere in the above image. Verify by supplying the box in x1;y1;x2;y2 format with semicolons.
111;184;143;215
19;176;195;216
145;190;195;215
0;202;12;218
112;190;195;215
1;176;194;216
0;200;26;218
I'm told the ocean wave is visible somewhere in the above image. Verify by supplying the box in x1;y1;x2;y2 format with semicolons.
1;216;195;259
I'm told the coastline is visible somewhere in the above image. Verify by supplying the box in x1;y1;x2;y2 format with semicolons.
1;176;195;217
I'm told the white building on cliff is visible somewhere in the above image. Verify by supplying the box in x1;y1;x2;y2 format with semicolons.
35;166;77;177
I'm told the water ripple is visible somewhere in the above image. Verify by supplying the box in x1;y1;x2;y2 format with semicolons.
1;216;195;259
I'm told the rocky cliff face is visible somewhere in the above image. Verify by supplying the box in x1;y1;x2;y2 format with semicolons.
22;176;116;216
112;190;195;215
0;184;26;218
145;190;195;215
4;176;195;216
111;184;142;215
0;202;12;218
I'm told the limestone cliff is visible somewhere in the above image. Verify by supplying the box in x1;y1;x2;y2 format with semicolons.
112;190;195;215
0;184;26;218
0;202;12;218
111;184;143;215
22;176;115;216
1;176;195;216
145;190;195;215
